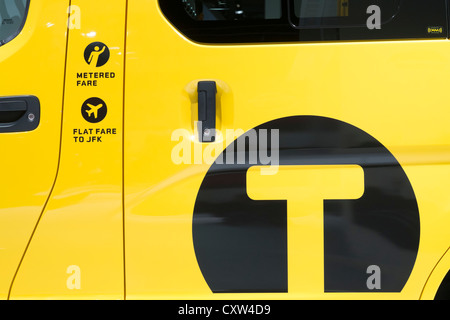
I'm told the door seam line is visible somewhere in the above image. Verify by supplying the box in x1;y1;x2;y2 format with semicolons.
121;0;129;301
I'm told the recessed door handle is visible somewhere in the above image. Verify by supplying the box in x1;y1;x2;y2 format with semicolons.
0;96;40;132
197;81;216;143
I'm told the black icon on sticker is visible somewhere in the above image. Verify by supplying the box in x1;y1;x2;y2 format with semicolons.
84;42;110;67
81;97;107;123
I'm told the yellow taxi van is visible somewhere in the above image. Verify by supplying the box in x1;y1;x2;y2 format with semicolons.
0;0;449;300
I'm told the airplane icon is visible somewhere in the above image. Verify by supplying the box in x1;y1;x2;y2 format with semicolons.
85;103;104;119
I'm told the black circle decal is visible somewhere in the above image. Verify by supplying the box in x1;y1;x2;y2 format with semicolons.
193;116;420;294
81;97;107;123
84;42;110;67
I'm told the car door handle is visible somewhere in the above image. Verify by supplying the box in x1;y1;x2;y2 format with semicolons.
197;81;216;143
0;96;40;132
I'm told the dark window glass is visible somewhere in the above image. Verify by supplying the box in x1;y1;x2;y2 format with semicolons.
435;270;450;300
0;0;29;46
159;0;448;44
290;0;401;29
182;0;282;20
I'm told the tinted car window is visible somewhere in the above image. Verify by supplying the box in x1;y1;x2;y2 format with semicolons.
159;0;448;43
290;0;400;29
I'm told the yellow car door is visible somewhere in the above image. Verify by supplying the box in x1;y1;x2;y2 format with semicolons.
124;0;450;300
8;0;127;299
0;0;68;299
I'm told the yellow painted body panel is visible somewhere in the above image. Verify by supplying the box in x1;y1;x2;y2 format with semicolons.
421;247;450;299
123;1;450;299
0;0;449;300
8;0;127;299
0;0;68;299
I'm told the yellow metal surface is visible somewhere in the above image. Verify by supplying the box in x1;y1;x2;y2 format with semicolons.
0;0;68;299
8;0;127;299
0;0;449;300
421;247;450;299
123;1;450;299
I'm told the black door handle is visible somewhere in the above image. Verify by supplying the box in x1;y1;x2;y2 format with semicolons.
197;81;216;143
0;96;40;132
0;100;27;122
